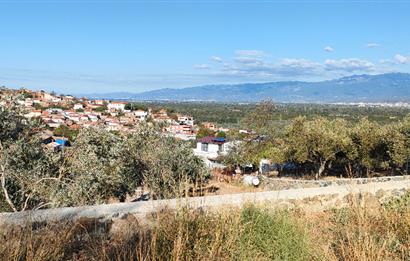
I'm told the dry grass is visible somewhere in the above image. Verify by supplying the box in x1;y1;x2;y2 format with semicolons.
1;194;410;261
300;194;410;261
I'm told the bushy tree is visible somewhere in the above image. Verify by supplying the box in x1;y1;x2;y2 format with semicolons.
216;131;227;138
53;124;209;206
1;107;58;211
126;125;209;198
241;99;276;135
276;117;354;178
53;124;79;140
53;128;128;206
230;115;410;178
196;126;215;139
0;138;61;211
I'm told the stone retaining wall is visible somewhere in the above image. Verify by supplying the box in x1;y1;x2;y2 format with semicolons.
1;178;409;228
262;175;410;191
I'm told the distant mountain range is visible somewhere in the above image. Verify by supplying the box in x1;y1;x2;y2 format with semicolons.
83;73;410;103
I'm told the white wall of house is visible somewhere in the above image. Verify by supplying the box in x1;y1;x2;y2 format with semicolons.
74;104;84;110
108;103;126;111
194;141;231;160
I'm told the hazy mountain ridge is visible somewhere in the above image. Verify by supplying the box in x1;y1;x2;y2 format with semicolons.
84;73;410;103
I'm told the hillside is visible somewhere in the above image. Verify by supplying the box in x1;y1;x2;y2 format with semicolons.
85;73;410;103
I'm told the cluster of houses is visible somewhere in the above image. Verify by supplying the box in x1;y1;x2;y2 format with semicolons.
0;87;233;148
1;88;270;173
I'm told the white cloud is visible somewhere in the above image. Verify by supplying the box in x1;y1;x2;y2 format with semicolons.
379;59;395;65
324;46;334;52
230;49;271;72
325;58;375;72
195;50;395;81
366;43;380;48
279;58;320;69
394;54;410;64
193;64;211;69
220;56;322;78
210;56;223;63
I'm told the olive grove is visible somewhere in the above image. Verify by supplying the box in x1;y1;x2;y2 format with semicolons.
0;107;208;212
227;114;410;178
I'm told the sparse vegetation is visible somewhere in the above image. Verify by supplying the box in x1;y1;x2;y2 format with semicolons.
1;196;410;260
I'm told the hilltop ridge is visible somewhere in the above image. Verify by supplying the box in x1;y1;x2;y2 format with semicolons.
83;73;410;103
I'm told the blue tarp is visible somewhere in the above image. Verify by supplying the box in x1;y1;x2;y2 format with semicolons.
55;139;69;146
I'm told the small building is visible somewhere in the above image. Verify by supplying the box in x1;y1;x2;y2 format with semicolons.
73;103;84;110
24;110;42;118
134;110;149;121
108;101;127;111
202;122;217;131
178;115;194;126
168;124;194;135
193;136;231;160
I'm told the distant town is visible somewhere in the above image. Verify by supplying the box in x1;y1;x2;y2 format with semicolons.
0;87;247;168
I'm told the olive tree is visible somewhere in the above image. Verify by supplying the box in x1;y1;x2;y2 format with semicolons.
0;107;58;212
274;117;354;179
350;119;405;176
241;99;276;135
1;105;209;211
52;127;129;206
128;125;209;198
53;125;209;205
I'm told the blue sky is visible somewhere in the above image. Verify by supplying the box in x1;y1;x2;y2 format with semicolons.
1;0;410;94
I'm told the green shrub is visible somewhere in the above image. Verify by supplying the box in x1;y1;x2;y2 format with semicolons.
238;206;313;261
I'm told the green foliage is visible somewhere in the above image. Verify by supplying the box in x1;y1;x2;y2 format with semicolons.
241;99;276;135
196;126;215;139
276;117;354;178
147;206;313;260
384;191;410;212
33;103;44;110
20;92;33;99
53;125;208;206
238;206;312;260
54;128;127;206
123;125;208;199
0;136;62;211
131;101;410;129
0;106;208;212
216;131;226;138
53;125;79;141
0;192;11;212
48;104;69;110
94;105;108;112
229;115;410;178
0;107;28;143
125;103;148;111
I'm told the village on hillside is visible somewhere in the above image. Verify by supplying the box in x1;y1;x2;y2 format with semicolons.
0;87;251;170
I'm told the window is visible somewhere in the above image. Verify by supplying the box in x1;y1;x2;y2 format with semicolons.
218;144;224;152
201;143;208;152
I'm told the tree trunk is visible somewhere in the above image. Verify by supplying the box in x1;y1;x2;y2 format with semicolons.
1;169;17;212
316;161;326;180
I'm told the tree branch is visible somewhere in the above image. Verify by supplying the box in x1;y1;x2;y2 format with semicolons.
0;141;18;212
0;165;17;212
